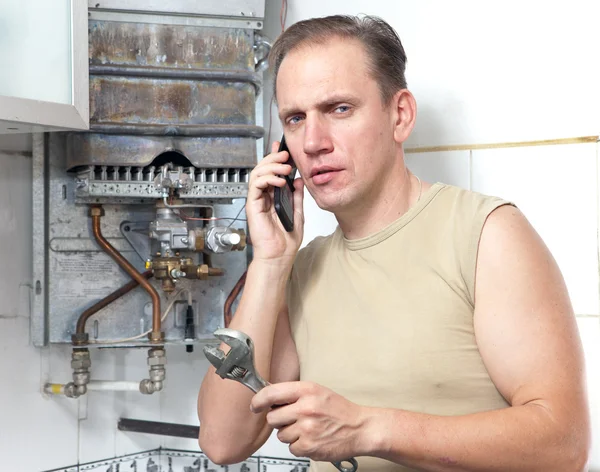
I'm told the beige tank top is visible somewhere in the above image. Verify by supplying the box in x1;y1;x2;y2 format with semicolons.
287;183;513;471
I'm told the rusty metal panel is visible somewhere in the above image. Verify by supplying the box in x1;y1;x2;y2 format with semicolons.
67;134;258;169
74;20;262;170
89;21;255;71
89;77;255;125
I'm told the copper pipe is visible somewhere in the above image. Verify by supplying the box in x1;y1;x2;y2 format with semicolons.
73;270;153;343
90;206;163;343
224;270;247;327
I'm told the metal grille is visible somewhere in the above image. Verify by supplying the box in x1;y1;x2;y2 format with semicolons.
75;165;250;201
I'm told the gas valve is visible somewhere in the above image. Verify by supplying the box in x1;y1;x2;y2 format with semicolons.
186;226;246;254
149;256;225;292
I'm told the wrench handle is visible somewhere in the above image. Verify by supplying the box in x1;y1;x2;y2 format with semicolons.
332;457;358;472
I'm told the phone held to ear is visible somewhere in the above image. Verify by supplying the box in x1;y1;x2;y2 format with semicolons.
273;136;297;232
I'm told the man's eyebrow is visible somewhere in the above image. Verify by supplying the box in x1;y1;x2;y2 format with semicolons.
279;94;360;120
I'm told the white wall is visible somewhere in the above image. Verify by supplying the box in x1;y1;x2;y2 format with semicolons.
1;0;599;470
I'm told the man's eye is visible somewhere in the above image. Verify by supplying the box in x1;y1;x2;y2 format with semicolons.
335;105;351;113
288;116;303;125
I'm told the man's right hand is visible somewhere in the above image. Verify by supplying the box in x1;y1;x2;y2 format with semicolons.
246;141;305;264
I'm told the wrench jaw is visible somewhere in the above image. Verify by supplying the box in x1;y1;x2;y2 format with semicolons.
213;328;255;351
202;344;266;393
202;329;267;393
203;345;226;370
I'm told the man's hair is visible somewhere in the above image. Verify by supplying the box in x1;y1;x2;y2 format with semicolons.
269;14;408;105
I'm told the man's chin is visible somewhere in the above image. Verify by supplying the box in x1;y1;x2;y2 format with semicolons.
314;196;350;215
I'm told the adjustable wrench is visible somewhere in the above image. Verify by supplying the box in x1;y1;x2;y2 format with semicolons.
203;328;359;472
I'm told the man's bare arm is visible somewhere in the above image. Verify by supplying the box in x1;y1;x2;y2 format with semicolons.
356;205;590;470
197;141;303;465
197;260;300;464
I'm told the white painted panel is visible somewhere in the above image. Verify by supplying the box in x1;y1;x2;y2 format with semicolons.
0;134;33;152
0;153;33;317
270;0;600;147
405;150;470;190
0;0;71;104
472;143;599;315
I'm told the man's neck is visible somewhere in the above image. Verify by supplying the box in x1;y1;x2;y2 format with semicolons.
336;165;422;240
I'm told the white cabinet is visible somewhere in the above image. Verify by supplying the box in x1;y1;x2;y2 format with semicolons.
0;0;89;134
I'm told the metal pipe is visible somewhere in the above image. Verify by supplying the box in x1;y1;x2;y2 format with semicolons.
162;196;213;210
89;64;261;92
118;417;199;439
89;123;265;138
88;381;141;392
90;205;163;343
224;270;247;328
44;381;141;395
73;270;153;344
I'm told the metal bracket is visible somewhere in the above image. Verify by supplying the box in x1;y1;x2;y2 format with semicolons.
121;221;152;262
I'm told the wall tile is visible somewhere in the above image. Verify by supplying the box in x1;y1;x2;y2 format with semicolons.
472;143;599;314
282;0;600;146
0;319;79;472
78;348;162;463
159;349;207;451
405;150;470;190
577;317;600;469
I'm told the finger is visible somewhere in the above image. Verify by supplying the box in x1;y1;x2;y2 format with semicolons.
276;424;300;445
292;178;305;233
289;440;306;458
251;382;304;413
272;141;280;154
266;404;298;429
260;144;289;165
251;163;293;180
247;175;287;203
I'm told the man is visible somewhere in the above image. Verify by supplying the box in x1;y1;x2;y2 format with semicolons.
198;15;590;471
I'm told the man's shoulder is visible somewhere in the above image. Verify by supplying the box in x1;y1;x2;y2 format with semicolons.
437;183;509;208
431;184;514;225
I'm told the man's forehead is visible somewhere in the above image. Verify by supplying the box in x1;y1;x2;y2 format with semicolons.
278;36;367;75
276;38;371;109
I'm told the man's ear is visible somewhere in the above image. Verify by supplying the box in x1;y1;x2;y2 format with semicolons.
391;89;417;144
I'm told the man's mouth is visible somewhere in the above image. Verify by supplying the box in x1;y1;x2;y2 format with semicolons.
310;166;339;178
310;167;340;185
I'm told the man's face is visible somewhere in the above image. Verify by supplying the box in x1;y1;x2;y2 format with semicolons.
276;37;401;214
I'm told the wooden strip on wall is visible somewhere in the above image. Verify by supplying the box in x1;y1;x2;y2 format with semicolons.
405;136;599;154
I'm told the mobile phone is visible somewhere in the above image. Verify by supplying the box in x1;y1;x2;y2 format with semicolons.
273;136;297;232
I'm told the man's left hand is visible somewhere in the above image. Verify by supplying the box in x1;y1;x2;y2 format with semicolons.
250;381;371;461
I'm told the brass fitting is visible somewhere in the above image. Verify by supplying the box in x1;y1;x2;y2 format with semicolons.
189;228;206;252
71;333;89;346
89;206;105;217
139;347;166;394
231;229;247;251
161;278;175;293
183;264;225;280
148;331;165;343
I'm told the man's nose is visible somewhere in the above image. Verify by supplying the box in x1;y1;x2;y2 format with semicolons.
303;115;333;156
